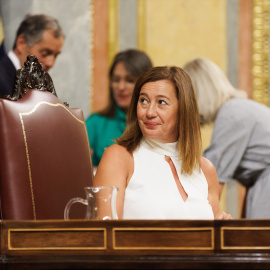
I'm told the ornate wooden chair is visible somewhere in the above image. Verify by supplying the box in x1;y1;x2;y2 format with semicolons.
0;55;93;220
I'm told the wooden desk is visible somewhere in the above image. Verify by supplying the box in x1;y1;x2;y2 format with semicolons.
1;219;270;269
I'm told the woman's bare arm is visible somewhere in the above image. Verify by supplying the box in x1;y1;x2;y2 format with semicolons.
93;144;134;219
201;157;232;220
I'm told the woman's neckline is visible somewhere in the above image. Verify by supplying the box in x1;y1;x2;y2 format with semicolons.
142;137;179;157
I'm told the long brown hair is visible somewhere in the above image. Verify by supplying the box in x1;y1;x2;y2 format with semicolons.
99;49;153;118
117;66;202;175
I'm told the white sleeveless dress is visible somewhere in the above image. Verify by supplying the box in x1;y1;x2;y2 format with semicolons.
122;138;214;220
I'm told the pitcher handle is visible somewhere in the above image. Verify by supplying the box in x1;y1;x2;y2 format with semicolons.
64;197;88;220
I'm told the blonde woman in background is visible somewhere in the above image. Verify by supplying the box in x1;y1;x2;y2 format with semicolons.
86;49;152;167
183;57;270;218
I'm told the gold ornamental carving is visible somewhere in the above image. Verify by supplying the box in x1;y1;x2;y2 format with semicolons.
252;0;270;106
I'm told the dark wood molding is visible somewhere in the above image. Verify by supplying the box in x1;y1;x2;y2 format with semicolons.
1;219;270;269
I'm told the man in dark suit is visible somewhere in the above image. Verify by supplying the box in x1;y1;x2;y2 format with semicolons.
0;14;64;98
0;54;16;97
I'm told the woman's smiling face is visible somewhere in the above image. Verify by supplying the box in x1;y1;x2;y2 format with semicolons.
137;79;179;143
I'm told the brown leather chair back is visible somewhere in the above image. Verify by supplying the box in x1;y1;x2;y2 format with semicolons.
0;89;93;220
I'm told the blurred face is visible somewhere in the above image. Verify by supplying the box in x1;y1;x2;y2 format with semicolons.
111;62;136;112
137;80;179;143
20;29;64;72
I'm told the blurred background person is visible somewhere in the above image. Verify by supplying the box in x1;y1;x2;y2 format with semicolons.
0;14;64;98
183;57;270;219
86;49;152;167
94;66;232;220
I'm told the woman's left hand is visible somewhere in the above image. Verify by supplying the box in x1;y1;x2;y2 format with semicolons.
215;211;233;220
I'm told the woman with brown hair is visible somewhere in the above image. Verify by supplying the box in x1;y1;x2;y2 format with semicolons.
86;49;152;167
94;66;231;220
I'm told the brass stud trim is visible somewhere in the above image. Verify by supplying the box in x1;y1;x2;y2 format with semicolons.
19;101;89;220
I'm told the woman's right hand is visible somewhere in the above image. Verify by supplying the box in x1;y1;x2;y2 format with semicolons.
215;211;233;220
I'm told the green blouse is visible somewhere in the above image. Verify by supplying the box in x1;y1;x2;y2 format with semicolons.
85;106;127;166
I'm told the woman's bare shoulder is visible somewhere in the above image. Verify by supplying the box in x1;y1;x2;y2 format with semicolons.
94;144;134;187
99;144;133;175
103;144;132;161
201;157;216;173
200;157;218;184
